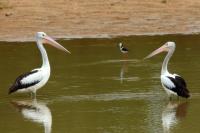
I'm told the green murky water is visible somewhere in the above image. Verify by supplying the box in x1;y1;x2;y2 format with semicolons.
0;35;200;133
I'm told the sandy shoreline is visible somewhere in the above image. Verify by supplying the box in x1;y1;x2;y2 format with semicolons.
1;0;200;42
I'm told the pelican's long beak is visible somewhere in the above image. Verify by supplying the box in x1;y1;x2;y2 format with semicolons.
43;36;71;54
144;43;168;59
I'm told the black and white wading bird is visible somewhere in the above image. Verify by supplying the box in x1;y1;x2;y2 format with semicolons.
118;42;128;54
145;42;190;99
9;32;71;97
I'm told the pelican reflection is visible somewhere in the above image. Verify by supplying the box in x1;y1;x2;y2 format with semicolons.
11;99;52;133
162;101;189;133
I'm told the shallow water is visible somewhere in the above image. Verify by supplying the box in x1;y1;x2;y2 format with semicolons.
0;35;200;133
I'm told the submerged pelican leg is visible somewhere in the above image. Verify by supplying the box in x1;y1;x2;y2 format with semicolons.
169;96;172;101
30;91;36;99
30;92;32;98
30;92;33;99
33;92;37;99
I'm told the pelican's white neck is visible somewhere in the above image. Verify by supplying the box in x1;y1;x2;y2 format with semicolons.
36;40;50;68
161;47;175;75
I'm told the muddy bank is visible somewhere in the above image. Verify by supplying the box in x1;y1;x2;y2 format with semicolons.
1;0;200;42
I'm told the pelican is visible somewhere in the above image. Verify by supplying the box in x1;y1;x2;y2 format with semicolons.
118;42;128;54
11;100;52;133
9;32;70;97
145;42;190;99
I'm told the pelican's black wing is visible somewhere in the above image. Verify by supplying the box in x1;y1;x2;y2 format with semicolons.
175;75;187;88
167;76;190;98
9;70;40;94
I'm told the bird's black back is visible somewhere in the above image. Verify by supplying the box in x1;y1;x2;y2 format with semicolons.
9;70;40;94
167;76;190;98
122;47;128;52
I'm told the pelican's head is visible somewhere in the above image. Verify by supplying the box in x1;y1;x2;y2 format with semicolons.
36;32;71;54
144;41;175;59
165;41;176;49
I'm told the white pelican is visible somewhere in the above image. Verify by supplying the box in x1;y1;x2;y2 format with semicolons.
9;32;70;97
11;100;52;133
145;41;190;99
118;42;128;54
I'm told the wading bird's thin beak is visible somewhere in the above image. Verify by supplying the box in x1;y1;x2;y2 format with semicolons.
43;36;71;54
144;43;168;59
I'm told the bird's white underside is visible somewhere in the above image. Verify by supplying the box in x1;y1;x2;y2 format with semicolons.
161;74;177;96
17;67;50;93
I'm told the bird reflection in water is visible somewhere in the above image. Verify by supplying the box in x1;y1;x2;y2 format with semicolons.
11;99;52;133
162;101;189;133
120;60;128;84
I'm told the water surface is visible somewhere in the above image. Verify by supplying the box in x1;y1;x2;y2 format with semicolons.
0;35;200;133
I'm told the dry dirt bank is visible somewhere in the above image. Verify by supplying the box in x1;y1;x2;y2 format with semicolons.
1;0;200;41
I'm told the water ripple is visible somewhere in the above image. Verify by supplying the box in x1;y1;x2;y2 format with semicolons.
73;59;140;67
51;92;164;103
